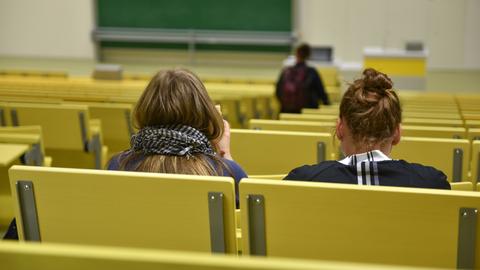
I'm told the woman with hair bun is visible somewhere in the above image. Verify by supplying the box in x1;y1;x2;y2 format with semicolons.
284;68;450;189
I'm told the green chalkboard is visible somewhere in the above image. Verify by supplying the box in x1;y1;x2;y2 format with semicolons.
97;0;292;32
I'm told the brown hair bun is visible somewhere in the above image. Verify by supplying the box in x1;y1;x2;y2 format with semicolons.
361;68;393;96
339;68;401;148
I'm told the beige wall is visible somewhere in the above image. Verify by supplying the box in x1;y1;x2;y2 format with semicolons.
465;0;480;68
0;0;478;69
0;0;95;59
296;0;480;69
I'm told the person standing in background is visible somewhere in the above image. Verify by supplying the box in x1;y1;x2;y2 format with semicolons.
276;43;331;113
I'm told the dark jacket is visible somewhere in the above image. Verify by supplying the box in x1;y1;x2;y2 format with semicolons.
285;151;450;190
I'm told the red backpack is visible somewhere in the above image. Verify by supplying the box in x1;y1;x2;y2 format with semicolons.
280;65;307;113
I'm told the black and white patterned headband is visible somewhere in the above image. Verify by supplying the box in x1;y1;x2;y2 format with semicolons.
130;124;216;158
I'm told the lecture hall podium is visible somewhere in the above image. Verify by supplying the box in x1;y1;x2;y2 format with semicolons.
363;47;427;90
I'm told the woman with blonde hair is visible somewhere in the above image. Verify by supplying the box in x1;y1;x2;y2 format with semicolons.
108;69;247;201
284;68;450;189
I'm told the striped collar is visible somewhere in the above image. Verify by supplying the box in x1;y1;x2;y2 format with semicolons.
338;150;391;166
338;150;391;186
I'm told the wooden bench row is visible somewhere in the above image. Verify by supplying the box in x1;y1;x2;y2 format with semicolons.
302;106;480;121
0;101;478;183
281;112;480;129
0;103;108;169
0;126;52;228
0;77;281;128
1;241;421;270
7;165;480;269
247;119;480;184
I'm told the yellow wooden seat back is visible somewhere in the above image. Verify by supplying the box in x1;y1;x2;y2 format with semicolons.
240;179;480;269
249;119;336;134
0;242;429;270
401;125;467;139
301;107;339;116
469;128;480;141
399;91;455;101
211;95;243;129
251;95;271;119
403;105;458;113
238;96;258;126
0;96;62;106
302;105;339;116
6;103;91;150
208;83;271;125
317;67;340;87
5;103;106;169
9;165;236;254
248;174;286;180
0;69;68;78
403;112;461;120
391;137;470;182
0;127;49;228
450;182;474;191
211;93;256;128
462;113;480;121
86;102;134;155
402;118;464;127
403;105;459;114
466;120;480;129
472;141;480;186
0;134;43;166
0;143;30;229
458;99;480;113
325;86;341;103
461;105;480;111
0;141;38;227
0;101;9;126
279;113;338;122
230;129;335;175
0;127;52;227
0;126;49;165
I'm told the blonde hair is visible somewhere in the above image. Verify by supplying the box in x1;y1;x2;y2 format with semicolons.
339;68;402;148
118;69;228;176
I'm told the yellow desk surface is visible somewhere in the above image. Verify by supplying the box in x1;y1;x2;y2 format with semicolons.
0;144;29;166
